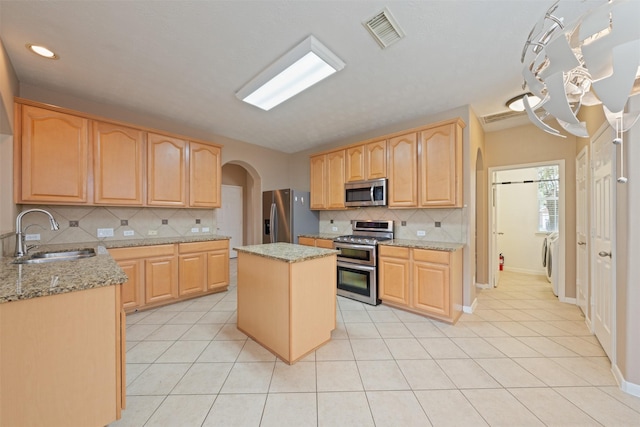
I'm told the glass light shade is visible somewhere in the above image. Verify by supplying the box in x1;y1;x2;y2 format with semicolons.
506;93;542;112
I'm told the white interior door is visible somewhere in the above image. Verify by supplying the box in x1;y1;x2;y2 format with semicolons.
576;147;589;320
219;185;243;259
490;171;500;287
591;127;615;360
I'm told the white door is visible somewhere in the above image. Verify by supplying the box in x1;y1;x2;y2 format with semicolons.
591;127;615;359
219;185;243;259
576;147;589;319
490;171;501;287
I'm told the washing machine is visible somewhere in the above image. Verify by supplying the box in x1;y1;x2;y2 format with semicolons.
541;232;558;280
546;233;559;296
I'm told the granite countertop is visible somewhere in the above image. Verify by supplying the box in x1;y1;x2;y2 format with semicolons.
235;242;338;263
379;239;464;252
0;246;127;304
0;235;230;304
298;233;342;240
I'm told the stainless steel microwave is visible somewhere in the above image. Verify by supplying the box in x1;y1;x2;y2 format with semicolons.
344;178;387;207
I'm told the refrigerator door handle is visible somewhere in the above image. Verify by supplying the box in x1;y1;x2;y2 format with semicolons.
270;202;276;243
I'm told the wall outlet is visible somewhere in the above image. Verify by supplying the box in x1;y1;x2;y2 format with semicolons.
123;230;135;237
69;220;79;227
332;226;338;232
417;230;426;237
191;227;200;233
25;233;41;241
202;227;210;232
97;228;114;238
148;230;158;236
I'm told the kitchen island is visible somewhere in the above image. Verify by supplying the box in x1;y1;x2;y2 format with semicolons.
235;242;338;364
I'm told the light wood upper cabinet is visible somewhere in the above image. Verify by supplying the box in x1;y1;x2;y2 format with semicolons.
326;150;346;209
346;145;365;182
388;132;418;207
310;150;345;210
366;140;387;180
346;140;387;182
189;142;221;208
147;133;188;207
19;105;89;203
93;121;144;205
309;154;326;209
419;122;462;207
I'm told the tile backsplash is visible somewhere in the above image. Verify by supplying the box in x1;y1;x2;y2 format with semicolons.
5;205;216;251
320;207;467;243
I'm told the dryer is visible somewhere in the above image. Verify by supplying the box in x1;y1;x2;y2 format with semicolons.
542;232;557;282
546;233;559;296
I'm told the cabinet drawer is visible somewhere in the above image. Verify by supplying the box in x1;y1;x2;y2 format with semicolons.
109;244;175;260
413;248;450;264
379;245;410;258
315;238;335;249
179;240;228;254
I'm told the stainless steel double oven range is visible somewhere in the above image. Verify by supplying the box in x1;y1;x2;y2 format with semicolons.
333;220;394;306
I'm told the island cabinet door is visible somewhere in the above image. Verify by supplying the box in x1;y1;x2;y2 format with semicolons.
178;253;207;296
145;255;179;304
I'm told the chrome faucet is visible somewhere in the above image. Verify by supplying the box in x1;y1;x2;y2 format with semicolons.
14;209;60;257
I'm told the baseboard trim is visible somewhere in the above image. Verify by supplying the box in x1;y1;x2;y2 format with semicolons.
463;298;478;314
560;296;577;304
612;364;640;398
475;282;492;289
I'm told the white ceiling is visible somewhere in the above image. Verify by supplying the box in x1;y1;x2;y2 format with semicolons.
0;0;603;153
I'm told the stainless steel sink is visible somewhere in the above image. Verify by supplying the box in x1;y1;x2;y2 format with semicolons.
13;248;96;264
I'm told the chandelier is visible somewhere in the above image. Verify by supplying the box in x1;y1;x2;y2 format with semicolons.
520;0;640;145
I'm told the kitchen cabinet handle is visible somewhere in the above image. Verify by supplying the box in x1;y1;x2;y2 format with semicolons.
578;242;586;246
598;251;612;258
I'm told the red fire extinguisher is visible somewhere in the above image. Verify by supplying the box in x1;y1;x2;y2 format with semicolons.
499;253;504;271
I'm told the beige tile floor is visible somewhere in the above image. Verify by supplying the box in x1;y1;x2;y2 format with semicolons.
110;264;640;426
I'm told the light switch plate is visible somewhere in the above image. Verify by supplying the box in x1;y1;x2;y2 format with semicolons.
417;230;426;236
123;230;135;236
332;226;338;232
148;230;158;236
97;228;114;238
191;227;199;233
202;227;210;232
25;233;41;241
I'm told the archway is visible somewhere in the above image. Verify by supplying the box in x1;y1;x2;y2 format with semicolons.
221;161;262;248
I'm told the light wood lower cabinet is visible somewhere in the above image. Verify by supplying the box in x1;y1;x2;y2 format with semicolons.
0;285;125;427
298;236;334;249
110;239;229;312
379;245;463;323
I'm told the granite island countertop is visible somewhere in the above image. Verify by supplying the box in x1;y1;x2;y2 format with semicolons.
379;239;464;252
0;235;230;304
235;242;338;263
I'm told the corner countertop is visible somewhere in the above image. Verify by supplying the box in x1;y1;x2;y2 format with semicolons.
379;239;464;252
0;235;230;304
235;242;338;263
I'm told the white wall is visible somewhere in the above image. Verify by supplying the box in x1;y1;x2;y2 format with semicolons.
496;168;546;275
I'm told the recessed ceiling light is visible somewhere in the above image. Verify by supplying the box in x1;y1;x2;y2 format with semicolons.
26;44;59;59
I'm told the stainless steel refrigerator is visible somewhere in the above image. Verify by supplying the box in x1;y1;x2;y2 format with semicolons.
262;189;319;244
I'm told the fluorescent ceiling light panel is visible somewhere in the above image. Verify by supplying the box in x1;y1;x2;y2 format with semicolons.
236;35;345;111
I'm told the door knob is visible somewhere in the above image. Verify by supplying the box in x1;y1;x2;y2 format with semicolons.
598;251;612;258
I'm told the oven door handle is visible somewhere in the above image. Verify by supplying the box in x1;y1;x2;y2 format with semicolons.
337;261;376;272
334;242;377;251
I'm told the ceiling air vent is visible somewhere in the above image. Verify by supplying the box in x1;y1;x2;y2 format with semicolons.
480;110;526;125
364;8;405;49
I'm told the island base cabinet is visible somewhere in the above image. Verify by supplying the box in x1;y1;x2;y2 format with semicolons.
0;285;124;427
237;252;336;364
379;246;463;324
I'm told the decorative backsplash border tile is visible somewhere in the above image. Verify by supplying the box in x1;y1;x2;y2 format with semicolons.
319;207;467;243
